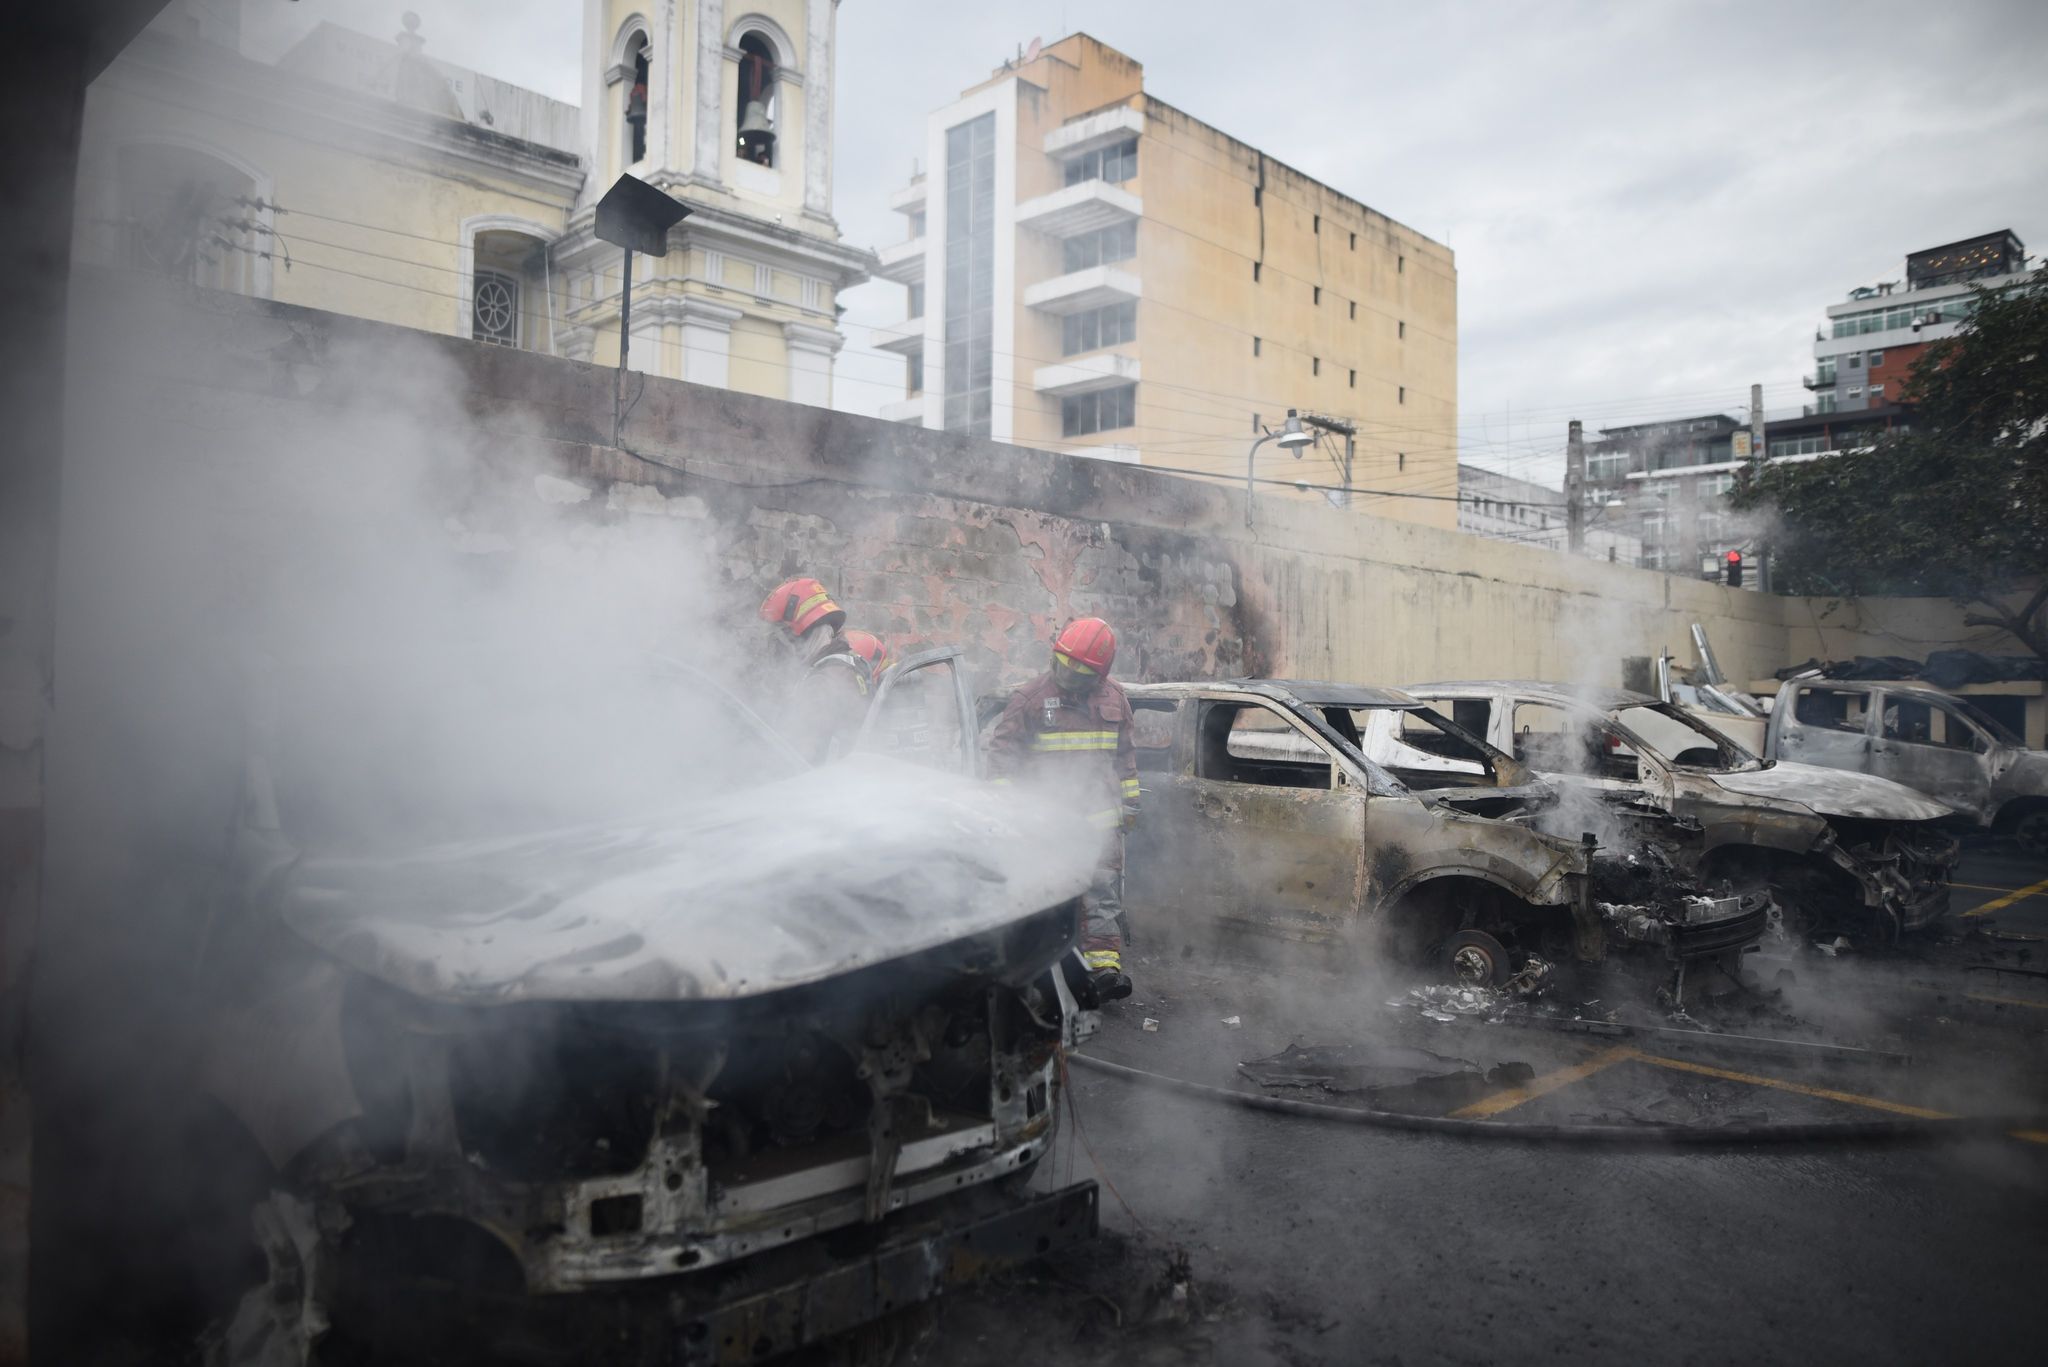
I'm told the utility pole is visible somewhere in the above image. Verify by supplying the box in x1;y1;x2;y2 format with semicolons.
1748;383;1769;593
1566;419;1585;554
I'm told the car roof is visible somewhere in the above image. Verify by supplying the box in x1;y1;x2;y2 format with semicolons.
1124;678;1425;709
1407;680;1658;712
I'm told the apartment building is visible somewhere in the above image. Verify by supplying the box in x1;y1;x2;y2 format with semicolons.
1804;229;2028;416
872;35;1458;528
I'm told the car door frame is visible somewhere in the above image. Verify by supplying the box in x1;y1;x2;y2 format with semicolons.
852;646;982;779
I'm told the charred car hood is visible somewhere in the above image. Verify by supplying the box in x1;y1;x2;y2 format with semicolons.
277;756;1100;1006
1710;762;1957;822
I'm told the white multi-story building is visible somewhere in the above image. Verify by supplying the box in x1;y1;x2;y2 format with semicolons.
1459;463;1640;565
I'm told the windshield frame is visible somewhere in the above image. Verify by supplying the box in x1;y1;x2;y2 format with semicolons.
1606;698;1766;774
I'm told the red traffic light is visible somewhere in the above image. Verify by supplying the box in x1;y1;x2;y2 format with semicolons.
1725;550;1742;563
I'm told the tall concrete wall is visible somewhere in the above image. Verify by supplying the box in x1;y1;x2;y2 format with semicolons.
71;277;2019;698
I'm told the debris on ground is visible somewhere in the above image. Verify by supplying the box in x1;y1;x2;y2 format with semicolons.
1238;1041;1480;1093
1142;1017;1160;1032
1391;954;1554;1022
1220;1015;1242;1028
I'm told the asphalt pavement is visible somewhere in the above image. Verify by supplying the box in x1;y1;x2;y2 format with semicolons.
926;840;2048;1367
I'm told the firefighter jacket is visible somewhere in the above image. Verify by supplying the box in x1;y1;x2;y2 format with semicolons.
787;629;871;763
987;673;1141;841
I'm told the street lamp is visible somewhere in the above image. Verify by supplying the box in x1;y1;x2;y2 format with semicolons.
1245;408;1314;527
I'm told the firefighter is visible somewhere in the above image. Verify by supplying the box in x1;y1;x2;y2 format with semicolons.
987;617;1139;1001
758;577;875;763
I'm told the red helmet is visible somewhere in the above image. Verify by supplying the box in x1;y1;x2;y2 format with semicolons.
1053;617;1117;674
843;629;894;677
759;577;844;637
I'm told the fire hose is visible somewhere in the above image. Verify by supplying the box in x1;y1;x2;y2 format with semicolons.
1065;1051;2048;1147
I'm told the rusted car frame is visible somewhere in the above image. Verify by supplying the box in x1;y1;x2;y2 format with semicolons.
1120;680;1601;977
1401;681;1961;939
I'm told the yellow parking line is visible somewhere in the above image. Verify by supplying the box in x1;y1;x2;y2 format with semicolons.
1953;882;2026;893
1962;876;2048;918
1624;1050;1950;1119
1449;1045;1633;1119
1964;992;2048;1011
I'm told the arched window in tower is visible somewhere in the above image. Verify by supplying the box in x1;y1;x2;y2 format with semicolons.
623;32;649;165
735;32;776;166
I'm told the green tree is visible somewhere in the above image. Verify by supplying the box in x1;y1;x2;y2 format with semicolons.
1735;266;2048;662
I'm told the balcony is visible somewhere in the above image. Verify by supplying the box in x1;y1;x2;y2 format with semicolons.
1803;371;1836;390
874;236;925;285
1022;265;1141;315
1015;181;1141;238
869;315;924;356
878;395;925;424
1032;351;1139;396
1044;106;1145;158
888;176;926;216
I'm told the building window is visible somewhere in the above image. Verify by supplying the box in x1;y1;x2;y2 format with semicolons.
1062;299;1136;355
1061;219;1137;272
1252;336;1261;357
1253;185;1261;206
736;32;778;166
623;32;649;164
472;268;520;345
1349;301;1356;321
1064;137;1137;186
1313;286;1321;305
909;211;927;236
1350;231;1357;250
942;113;995;436
907;350;923;395
1398;320;1405;339
1313;214;1320;235
1348;369;1356;388
1870;384;1886;401
1252;261;1261;282
1398;453;1406;471
1398;385;1406;404
1587;450;1629;481
1868;349;1884;366
1846;352;1862;369
1847;385;1863;399
1397;255;1405;273
1061;383;1136;436
906;282;924;317
1312;357;1320;376
115;142;264;295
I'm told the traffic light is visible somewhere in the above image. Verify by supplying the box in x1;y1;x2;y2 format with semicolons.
1724;550;1744;588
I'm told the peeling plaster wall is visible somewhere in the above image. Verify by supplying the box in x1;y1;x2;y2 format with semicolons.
73;277;2017;699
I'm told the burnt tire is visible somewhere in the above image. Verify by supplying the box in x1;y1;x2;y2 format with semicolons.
1443;929;1512;987
2014;808;2048;857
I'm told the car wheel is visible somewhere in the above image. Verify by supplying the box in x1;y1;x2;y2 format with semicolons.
1443;930;1511;987
2015;809;2048;857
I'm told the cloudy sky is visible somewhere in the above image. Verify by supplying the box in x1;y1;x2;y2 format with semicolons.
242;0;2048;488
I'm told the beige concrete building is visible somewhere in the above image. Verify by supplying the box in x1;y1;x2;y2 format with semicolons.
874;35;1457;527
73;0;872;406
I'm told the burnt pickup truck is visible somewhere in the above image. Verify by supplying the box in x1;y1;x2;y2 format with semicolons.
201;652;1102;1367
1119;680;1764;991
1395;681;1961;941
1686;677;2048;856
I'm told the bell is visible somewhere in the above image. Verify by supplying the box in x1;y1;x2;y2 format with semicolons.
738;99;775;157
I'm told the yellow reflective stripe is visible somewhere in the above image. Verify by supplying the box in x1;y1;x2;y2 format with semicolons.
1086;809;1123;829
795;591;831;617
1082;949;1122;971
1053;651;1098;675
1120;779;1141;796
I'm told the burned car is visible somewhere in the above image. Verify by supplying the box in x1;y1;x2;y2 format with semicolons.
1697;678;2048;856
1117;680;1761;993
1395;682;1961;941
200;653;1103;1367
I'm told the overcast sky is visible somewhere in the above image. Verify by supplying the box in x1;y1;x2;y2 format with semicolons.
241;0;2048;487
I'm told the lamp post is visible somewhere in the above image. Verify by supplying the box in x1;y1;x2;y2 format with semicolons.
593;173;692;447
1245;408;1314;527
